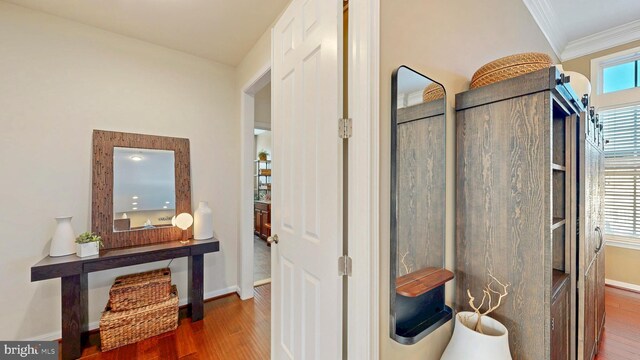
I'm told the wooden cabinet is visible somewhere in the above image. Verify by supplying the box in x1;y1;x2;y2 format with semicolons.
578;110;606;360
254;201;271;241
456;66;603;359
551;276;570;360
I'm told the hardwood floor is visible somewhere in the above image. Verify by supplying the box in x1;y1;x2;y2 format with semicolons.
70;284;640;359
78;284;271;359
595;286;640;360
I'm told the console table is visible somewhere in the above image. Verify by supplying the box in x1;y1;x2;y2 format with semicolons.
31;238;219;360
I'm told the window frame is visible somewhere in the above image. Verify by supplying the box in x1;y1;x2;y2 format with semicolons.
591;46;640;250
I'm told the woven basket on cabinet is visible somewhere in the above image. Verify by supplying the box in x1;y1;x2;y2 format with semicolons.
470;53;552;89
422;83;445;102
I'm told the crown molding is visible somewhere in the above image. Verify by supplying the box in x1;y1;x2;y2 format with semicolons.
561;19;640;61
521;0;566;59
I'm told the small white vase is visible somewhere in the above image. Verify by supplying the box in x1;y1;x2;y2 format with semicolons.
441;311;512;360
76;242;100;258
50;216;76;257
193;201;213;240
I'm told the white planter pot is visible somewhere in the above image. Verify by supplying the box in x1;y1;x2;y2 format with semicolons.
441;311;511;360
193;201;214;240
50;216;76;257
76;242;100;258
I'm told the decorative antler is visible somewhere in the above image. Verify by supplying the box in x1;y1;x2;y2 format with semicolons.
400;251;413;276
466;272;510;333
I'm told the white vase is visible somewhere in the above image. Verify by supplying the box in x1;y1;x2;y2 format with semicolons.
193;201;213;240
76;242;99;258
50;216;76;257
441;311;512;360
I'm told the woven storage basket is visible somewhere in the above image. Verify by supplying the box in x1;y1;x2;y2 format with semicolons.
109;268;171;312
422;83;445;102
470;53;552;89
100;285;178;351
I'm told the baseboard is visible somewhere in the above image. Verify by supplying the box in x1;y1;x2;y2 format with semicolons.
26;285;239;342
253;278;271;287
605;278;640;293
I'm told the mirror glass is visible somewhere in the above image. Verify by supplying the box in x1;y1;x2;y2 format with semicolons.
392;66;446;281
113;147;176;232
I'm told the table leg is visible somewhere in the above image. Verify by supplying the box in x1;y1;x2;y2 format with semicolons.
188;254;204;321
61;273;87;360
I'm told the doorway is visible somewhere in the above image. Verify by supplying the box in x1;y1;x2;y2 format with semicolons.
253;85;272;286
240;67;272;300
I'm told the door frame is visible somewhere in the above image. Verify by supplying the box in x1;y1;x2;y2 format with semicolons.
346;0;380;359
238;0;380;357
239;63;271;300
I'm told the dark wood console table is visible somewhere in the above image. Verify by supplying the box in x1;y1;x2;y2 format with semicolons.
31;238;219;360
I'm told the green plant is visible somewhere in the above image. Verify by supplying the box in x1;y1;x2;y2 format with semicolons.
258;149;269;159
75;232;104;248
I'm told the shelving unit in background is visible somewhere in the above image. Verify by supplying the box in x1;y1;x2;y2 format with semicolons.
254;159;271;201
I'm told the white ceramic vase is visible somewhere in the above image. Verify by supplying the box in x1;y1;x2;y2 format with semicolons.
50;216;76;257
193;201;214;240
441;311;512;360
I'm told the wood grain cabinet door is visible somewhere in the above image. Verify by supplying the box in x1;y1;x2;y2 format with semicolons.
584;262;598;360
551;286;569;360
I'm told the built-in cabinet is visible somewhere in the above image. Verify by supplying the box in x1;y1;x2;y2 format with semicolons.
254;201;271;241
456;66;604;359
578;108;606;360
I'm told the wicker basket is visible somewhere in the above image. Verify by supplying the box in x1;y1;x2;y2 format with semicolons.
100;285;178;351
470;53;552;89
422;83;445;102
109;268;171;312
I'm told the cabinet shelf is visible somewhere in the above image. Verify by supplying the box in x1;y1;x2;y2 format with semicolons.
396;268;454;297
552;163;566;171
552;269;570;298
552;217;566;230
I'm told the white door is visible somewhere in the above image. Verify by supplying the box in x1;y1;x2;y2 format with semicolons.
271;0;343;358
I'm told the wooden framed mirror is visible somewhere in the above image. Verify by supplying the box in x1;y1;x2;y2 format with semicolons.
92;130;192;249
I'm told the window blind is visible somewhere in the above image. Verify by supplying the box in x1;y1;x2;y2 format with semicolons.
602;103;640;240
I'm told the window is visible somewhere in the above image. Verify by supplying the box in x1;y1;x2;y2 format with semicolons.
603;60;639;94
592;46;640;248
602;104;640;240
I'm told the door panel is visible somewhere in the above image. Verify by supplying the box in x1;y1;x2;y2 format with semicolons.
551;285;569;360
272;0;342;358
584;262;597;360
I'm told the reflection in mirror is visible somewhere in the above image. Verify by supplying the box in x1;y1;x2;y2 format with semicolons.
113;147;176;232
394;66;446;280
390;66;451;344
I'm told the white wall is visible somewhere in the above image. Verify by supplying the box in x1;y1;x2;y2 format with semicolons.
255;132;272;160
379;0;556;358
0;2;240;340
254;84;272;130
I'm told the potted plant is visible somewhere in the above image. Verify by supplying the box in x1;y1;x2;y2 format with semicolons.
441;273;512;360
258;150;269;161
75;232;104;258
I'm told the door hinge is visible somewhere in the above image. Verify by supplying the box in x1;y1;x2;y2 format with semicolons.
338;255;352;277
339;118;352;139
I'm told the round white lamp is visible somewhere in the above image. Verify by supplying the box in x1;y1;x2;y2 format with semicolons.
175;213;193;244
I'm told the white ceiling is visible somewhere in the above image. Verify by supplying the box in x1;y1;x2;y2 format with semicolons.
523;0;640;61
4;0;290;66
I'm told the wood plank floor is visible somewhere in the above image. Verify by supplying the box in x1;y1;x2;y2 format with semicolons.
79;284;271;360
595;286;640;360
73;284;640;359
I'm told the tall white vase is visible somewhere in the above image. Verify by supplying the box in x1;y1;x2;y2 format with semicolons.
441;311;512;360
50;216;76;257
193;201;213;240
